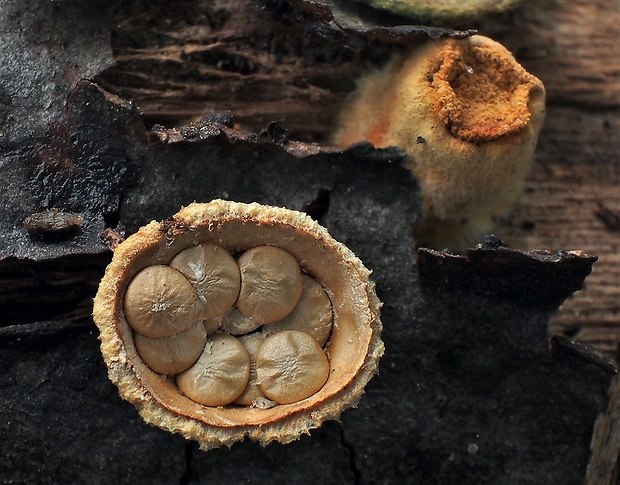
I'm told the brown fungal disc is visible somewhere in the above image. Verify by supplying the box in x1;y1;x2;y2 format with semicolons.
256;330;330;405
218;307;262;336
169;243;241;319
263;274;333;346
93;200;383;451
124;265;202;338
134;320;207;375
176;333;251;407
233;333;269;406
236;246;303;324
203;318;220;335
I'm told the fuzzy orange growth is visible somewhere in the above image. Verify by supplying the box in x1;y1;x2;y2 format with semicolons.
427;40;540;143
351;67;399;149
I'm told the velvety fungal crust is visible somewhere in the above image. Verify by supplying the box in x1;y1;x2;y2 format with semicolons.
92;200;383;451
335;35;546;251
427;38;540;142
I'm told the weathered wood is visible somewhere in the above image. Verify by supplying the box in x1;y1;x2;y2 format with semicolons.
587;370;620;485
96;3;620;481
97;0;471;139
499;106;620;352
483;0;620;109
98;0;369;138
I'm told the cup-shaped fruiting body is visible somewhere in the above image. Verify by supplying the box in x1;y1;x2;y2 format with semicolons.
93;200;383;450
335;35;546;251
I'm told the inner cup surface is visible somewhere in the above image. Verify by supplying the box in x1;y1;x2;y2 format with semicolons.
114;215;374;427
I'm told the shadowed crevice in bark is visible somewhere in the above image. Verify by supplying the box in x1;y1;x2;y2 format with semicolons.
338;425;362;485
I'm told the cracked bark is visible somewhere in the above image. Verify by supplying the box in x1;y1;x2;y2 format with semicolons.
338;426;362;485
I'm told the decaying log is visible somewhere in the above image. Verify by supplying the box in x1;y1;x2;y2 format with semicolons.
0;0;618;483
0;78;614;484
96;0;471;139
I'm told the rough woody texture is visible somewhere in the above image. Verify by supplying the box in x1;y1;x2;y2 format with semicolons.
0;0;618;483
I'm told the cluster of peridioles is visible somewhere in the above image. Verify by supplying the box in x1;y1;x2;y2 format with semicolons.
123;243;334;408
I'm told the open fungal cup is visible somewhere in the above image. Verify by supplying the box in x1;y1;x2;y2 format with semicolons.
93;200;383;450
335;35;546;251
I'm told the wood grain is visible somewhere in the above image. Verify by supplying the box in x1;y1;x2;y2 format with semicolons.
499;106;619;352
484;0;620;352
484;0;620;109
